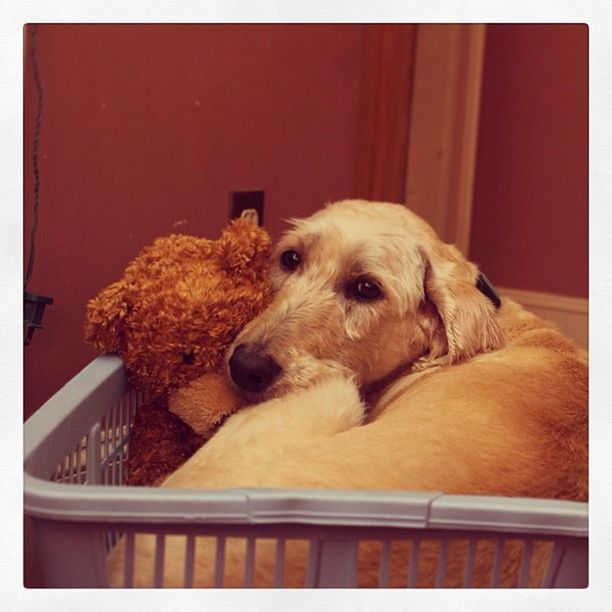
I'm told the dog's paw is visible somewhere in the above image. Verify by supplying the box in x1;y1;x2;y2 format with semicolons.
206;374;364;450
284;350;354;389
285;375;365;434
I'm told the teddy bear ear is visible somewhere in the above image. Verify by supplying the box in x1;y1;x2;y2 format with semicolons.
218;218;272;271
84;280;130;353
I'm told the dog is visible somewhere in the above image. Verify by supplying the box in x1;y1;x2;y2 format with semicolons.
107;200;588;587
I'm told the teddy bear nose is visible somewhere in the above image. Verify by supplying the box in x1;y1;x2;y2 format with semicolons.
229;344;281;393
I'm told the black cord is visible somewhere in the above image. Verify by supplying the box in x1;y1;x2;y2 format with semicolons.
24;24;44;291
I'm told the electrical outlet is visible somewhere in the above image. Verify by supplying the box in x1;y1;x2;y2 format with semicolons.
229;190;264;226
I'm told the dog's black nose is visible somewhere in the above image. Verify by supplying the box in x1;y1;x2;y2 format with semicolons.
229;344;281;393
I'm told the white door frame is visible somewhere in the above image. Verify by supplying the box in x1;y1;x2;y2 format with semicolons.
405;24;487;255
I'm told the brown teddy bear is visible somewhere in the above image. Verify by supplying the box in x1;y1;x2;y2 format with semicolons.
84;218;272;485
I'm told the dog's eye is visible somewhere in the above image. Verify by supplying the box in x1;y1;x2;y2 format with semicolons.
280;249;301;271
348;276;383;301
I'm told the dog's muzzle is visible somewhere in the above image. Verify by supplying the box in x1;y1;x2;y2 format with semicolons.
229;344;281;393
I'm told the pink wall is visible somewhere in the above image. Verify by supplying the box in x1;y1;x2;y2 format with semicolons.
470;24;588;298
24;24;364;419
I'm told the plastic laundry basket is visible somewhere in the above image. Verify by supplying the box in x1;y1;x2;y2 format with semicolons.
24;355;588;588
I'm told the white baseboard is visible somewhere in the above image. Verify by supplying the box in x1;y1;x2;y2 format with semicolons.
499;287;588;350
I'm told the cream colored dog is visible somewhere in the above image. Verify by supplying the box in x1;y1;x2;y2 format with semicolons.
108;200;588;587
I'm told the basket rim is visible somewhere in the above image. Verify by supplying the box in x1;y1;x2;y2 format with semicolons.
24;354;588;539
24;474;588;538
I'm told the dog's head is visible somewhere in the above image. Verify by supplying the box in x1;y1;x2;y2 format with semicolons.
227;199;503;401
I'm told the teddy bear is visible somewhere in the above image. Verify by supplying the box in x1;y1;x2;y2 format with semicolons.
84;218;272;485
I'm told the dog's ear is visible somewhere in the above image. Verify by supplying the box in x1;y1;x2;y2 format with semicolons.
420;241;503;364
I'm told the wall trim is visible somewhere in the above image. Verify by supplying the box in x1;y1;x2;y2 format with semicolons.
499;286;588;349
499;287;588;314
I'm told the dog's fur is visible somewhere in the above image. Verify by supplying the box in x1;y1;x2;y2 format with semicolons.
107;200;588;588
